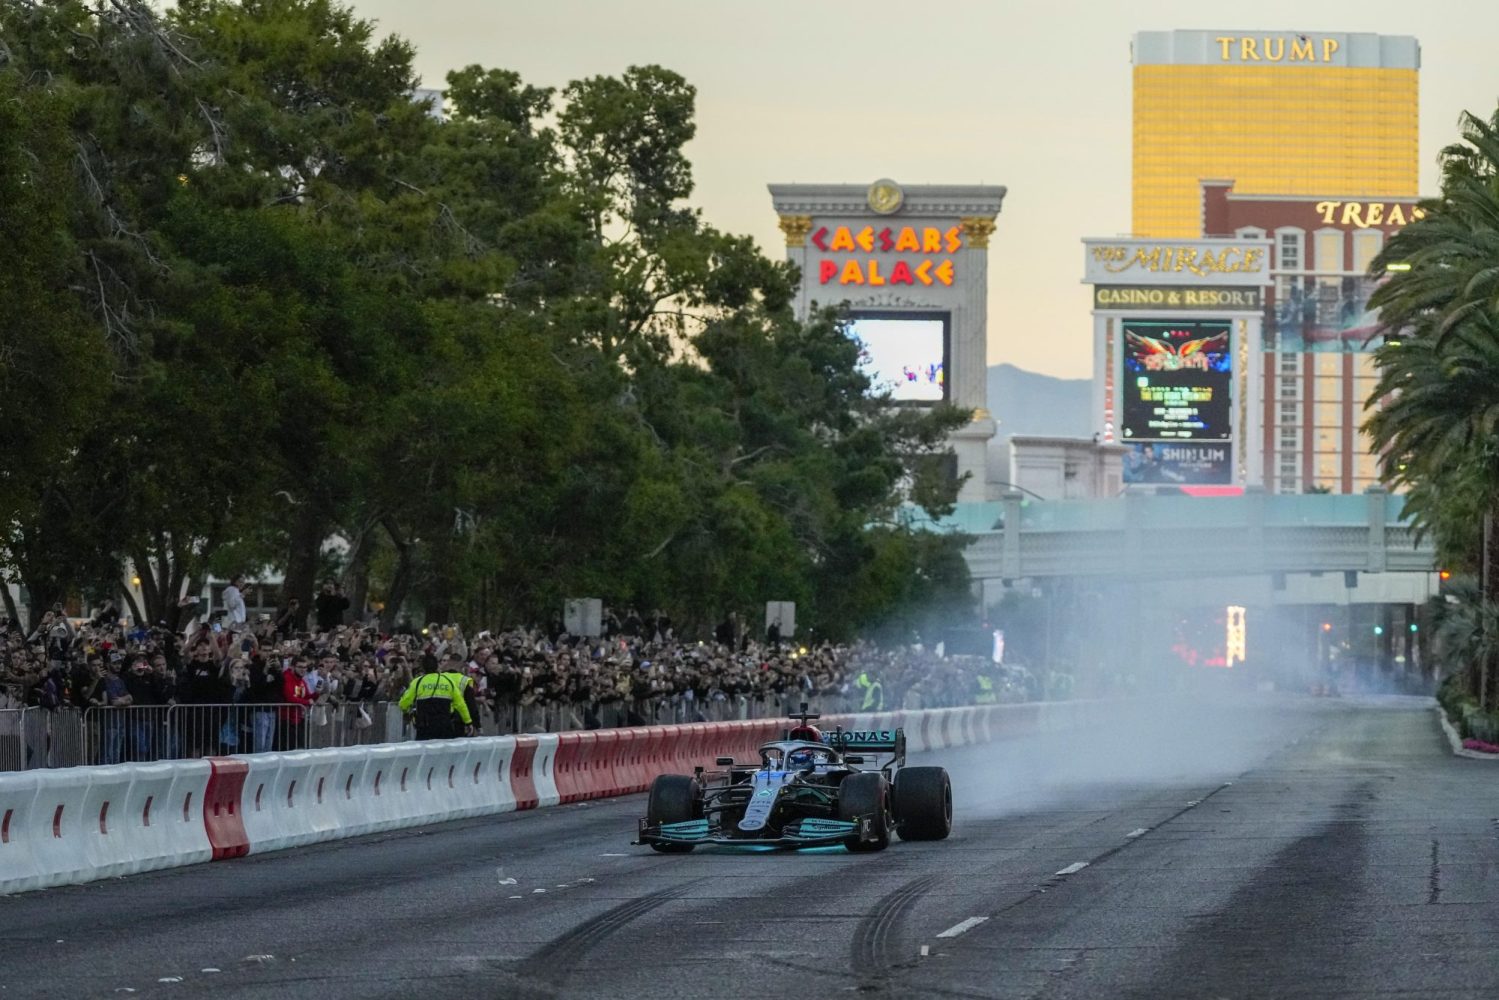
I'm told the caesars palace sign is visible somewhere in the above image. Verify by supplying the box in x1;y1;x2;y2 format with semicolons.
780;180;1001;289
807;224;962;287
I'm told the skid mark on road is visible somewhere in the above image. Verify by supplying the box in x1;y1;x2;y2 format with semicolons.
851;873;945;990
513;878;706;997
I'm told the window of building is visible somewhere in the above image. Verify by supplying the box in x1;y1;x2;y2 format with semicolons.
1353;230;1384;274
1237;226;1266;240
1314;228;1345;274
1275;228;1305;271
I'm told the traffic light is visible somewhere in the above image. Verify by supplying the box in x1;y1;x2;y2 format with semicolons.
1373;625;1384;636
1409;623;1419;633
1440;569;1453;582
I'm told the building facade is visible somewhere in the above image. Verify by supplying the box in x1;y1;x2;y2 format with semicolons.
1132;30;1419;239
1082;237;1273;488
1201;182;1424;493
768;180;1007;503
1008;436;1126;500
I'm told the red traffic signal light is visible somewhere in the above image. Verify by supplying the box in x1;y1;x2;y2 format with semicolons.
1439;569;1453;582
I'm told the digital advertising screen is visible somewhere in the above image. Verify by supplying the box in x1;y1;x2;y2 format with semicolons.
845;312;949;403
1120;319;1233;442
1121;441;1233;485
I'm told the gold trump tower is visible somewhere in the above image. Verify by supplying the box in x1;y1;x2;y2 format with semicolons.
1132;30;1419;239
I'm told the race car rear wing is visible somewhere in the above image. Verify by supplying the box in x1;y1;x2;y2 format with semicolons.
820;728;901;752
783;703;905;766
821;726;906;769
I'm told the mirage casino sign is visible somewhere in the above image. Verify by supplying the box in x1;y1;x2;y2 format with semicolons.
809;223;963;287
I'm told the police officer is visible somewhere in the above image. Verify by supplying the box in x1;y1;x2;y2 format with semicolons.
398;655;471;740
438;652;481;736
975;671;997;705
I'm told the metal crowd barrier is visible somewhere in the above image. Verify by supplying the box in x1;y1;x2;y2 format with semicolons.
1;693;879;771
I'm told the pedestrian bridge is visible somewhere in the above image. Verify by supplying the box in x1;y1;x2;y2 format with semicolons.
908;489;1437;582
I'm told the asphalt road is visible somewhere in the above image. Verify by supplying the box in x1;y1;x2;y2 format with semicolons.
3;692;1497;999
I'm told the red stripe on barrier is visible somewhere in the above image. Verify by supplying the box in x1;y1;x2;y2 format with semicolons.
552;733;584;804
510;736;539;811
52;804;63;839
99;801;109;836
203;758;250;861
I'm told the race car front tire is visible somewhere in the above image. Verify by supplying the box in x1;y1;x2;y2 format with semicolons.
838;772;890;852
893;766;952;841
646;774;701;853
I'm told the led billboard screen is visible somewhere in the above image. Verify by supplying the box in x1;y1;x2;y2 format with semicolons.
845;312;948;403
1121;319;1232;442
1121;319;1233;484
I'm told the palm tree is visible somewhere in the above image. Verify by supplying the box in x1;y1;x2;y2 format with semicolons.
1366;104;1499;705
1430;580;1499;714
1371;108;1499;340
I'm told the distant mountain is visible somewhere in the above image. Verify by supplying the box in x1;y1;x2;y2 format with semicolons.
985;364;1093;482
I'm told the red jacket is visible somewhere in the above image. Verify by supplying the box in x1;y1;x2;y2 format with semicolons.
280;669;312;722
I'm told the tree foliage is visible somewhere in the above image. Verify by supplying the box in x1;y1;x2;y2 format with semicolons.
0;0;972;640
1367;104;1499;703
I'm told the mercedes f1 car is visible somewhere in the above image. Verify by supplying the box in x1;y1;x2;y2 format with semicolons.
634;705;952;853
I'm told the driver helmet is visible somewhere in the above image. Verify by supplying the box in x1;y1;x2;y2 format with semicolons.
787;724;822;743
788;747;818;767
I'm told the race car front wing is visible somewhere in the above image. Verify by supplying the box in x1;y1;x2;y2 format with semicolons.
634;815;877;849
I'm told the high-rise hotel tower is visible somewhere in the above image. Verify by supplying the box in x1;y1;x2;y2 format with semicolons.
1132;31;1419;240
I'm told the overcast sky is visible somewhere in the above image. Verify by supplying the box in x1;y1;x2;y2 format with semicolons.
346;0;1499;379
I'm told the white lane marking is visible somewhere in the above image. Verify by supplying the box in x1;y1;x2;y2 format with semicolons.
1055;862;1089;876
920;944;931;957
600;853;627;857
1186;800;1201;807
157;978;183;984
1127;828;1148;838
935;916;989;939
201;969;221;974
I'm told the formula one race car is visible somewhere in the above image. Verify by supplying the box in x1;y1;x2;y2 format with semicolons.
634;705;951;853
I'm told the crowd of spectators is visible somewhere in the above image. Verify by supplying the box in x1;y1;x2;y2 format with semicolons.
1;585;1042;761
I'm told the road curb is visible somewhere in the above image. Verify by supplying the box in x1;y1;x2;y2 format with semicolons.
1436;705;1499;760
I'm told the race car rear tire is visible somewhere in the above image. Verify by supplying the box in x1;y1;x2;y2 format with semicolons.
646;774;700;854
893;766;952;841
838;772;890;852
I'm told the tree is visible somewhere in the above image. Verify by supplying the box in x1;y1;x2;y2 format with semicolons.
0;0;971;641
1367;103;1499;705
0;67;115;621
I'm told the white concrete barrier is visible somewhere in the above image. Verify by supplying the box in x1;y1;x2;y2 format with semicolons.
0;771;42;894
3;700;1106;895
